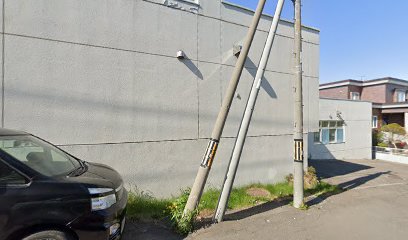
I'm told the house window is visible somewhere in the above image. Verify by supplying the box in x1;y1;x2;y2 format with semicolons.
396;90;406;102
372;116;378;128
316;120;345;144
350;92;360;100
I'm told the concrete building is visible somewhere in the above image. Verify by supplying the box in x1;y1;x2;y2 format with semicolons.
320;77;408;132
308;98;372;160
2;0;320;197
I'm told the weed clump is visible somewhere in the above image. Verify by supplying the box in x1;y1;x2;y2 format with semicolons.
127;189;170;220
285;166;318;189
167;189;197;235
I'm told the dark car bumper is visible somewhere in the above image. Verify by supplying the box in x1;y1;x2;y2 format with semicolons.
68;188;128;240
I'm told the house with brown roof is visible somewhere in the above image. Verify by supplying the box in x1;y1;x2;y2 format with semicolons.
319;77;408;131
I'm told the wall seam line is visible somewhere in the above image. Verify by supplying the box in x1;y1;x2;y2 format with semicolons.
56;134;295;147
5;33;319;79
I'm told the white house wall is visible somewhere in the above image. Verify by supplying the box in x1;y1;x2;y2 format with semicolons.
309;99;372;161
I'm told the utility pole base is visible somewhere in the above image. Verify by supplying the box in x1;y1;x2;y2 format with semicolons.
293;159;304;208
184;166;210;214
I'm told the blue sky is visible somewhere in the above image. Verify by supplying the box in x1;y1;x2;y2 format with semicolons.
228;0;408;83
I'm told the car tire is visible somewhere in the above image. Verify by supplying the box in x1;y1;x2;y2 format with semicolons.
22;230;74;240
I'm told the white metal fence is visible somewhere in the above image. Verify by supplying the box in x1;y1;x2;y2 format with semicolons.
374;146;408;164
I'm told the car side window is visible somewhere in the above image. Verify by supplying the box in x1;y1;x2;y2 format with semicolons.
0;161;27;186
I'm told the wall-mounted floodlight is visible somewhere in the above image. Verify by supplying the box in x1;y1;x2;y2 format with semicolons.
176;50;185;59
233;44;242;57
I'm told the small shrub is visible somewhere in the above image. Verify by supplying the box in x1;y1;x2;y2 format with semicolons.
381;123;406;136
285;174;294;184
378;142;388;148
167;189;197;235
307;166;316;175
285;167;318;189
304;167;318;189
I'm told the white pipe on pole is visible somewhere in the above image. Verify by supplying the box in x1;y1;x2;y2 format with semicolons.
183;0;268;216
213;0;286;223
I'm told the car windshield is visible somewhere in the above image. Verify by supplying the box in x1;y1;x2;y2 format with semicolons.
0;135;82;177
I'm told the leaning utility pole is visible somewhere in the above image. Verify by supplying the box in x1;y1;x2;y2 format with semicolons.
183;0;267;215
292;0;304;209
213;0;285;223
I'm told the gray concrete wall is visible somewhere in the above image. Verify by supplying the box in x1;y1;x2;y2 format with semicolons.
2;0;319;197
309;99;372;161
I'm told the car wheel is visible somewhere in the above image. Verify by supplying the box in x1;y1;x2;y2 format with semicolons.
22;230;74;240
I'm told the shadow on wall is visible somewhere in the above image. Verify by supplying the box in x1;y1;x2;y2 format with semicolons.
178;54;203;80
308;133;337;161
245;58;277;99
181;54;278;99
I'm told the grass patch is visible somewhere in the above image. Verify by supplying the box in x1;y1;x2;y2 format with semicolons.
126;167;342;235
264;182;294;197
198;188;220;211
226;187;268;209
127;190;171;220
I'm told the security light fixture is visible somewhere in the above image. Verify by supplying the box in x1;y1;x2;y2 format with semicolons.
233;44;242;57
176;50;185;59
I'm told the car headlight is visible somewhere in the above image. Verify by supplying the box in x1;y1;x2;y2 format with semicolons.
88;188;116;211
88;188;114;194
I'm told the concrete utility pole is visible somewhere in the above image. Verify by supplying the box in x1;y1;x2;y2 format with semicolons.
183;0;268;215
292;0;304;209
213;0;285;223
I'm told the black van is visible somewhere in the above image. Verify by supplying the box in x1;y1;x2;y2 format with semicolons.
0;128;127;240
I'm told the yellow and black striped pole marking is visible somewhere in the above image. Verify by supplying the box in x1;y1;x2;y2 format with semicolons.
294;139;304;162
201;139;219;168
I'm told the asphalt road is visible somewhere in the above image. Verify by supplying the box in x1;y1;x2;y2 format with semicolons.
124;159;408;240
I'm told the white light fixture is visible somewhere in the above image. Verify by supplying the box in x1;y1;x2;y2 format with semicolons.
176;50;185;59
233;44;242;57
